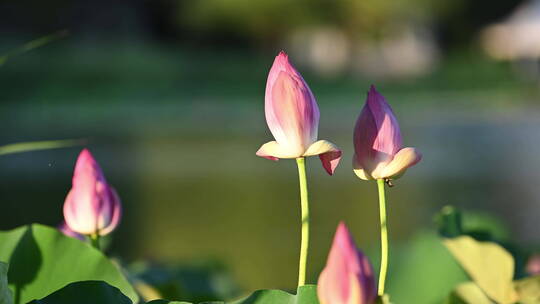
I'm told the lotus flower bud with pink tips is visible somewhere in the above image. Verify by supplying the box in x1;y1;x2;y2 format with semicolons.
63;149;122;236
256;51;341;175
353;85;421;181
318;222;377;304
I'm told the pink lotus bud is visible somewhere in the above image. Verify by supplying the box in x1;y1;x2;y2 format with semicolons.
256;51;341;175
63;149;122;236
318;222;376;304
58;221;85;241
353;85;421;180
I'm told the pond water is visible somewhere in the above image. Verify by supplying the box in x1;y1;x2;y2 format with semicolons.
2;98;540;295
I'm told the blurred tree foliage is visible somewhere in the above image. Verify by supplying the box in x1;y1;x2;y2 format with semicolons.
165;0;522;46
170;0;459;41
0;0;525;48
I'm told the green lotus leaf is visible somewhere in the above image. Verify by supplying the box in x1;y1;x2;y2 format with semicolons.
0;224;138;304
443;235;517;304
230;285;318;304
0;262;12;304
28;281;131;304
31;281;319;304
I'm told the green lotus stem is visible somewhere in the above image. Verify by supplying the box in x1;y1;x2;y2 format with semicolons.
377;179;389;295
90;233;101;251
296;157;310;287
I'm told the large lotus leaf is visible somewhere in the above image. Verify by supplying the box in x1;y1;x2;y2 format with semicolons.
443;236;518;304
30;282;319;304
28;281;131;304
514;275;540;304
0;224;138;304
153;285;318;304
229;285;318;304
29;281;189;304
0;262;12;304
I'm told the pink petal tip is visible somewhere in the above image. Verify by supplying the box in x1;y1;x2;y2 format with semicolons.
319;150;342;175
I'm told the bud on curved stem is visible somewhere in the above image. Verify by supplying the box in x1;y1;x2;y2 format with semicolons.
256;52;342;288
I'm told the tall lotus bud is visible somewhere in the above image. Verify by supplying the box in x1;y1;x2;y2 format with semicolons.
63;149;122;236
318;222;376;304
353;85;421;180
256;51;341;175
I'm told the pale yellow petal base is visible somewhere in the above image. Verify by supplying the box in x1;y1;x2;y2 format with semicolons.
353;147;422;181
256;141;302;160
256;139;342;175
353;156;374;180
378;147;421;179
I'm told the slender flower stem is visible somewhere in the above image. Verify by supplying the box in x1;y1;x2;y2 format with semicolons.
376;179;389;295
296;157;310;287
90;233;101;250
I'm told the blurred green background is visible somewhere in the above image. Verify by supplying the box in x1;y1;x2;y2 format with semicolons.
2;0;540;303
